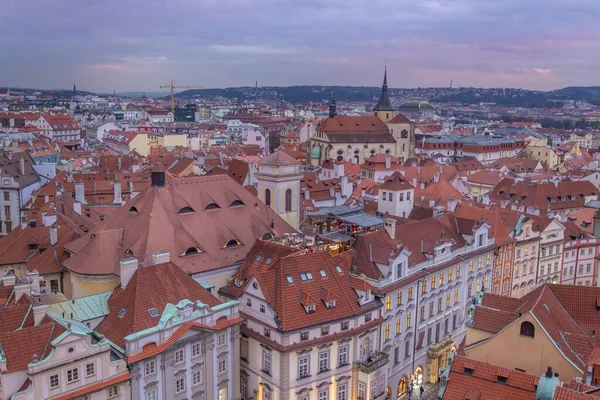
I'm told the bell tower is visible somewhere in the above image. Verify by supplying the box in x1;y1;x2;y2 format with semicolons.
256;150;303;230
373;65;396;123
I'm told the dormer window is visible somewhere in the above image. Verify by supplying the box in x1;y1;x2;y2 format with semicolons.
234;279;243;287
230;200;244;207
205;203;220;210
129;206;139;214
181;247;201;256
326;300;336;308
261;233;274;240
178;206;195;214
305;305;316;313
335;265;343;273
224;239;242;248
118;308;126;318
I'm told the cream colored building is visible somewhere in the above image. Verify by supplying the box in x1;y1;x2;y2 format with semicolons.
522;145;561;168
256;150;303;230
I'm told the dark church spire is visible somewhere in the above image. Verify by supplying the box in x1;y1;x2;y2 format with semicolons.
73;84;77;94
329;92;337;118
373;65;394;112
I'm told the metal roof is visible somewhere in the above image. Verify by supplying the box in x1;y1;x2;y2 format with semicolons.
48;291;111;322
317;230;354;243
310;205;384;227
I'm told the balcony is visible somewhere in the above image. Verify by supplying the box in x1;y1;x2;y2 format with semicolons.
354;351;390;374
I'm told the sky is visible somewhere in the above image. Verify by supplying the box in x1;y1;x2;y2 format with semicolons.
1;0;599;93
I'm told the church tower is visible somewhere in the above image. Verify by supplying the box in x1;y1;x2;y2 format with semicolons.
256;150;303;230
373;66;396;123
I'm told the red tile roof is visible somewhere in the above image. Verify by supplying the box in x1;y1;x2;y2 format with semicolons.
50;372;131;400
96;261;222;349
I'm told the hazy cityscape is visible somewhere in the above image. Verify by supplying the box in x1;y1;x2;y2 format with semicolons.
2;1;600;400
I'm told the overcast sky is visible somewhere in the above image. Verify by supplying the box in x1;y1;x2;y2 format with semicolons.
1;0;599;92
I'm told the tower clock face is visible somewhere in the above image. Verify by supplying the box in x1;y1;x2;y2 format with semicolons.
401;130;408;138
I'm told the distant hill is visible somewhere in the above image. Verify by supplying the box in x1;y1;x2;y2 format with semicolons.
117;91;169;98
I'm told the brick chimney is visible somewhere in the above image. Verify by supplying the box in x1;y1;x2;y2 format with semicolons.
152;250;170;265
120;257;138;289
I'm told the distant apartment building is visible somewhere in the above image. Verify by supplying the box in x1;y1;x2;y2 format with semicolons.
416;135;526;163
33;113;81;142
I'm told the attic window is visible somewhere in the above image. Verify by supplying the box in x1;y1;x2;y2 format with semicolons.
319;270;327;277
181;247;201;256
125;249;134;257
265;257;272;265
306;305;316;313
286;275;294;283
178;207;195;214
230;200;245;207
118;308;126;318
255;255;263;262
129;206;139;214
148;308;159;317
205;203;220;210
326;300;336;308
261;233;274;240
497;376;508;384
225;239;242;248
464;367;474;376
28;243;38;251
335;265;343;273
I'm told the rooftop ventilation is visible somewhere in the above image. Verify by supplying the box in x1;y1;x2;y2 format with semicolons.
118;308;126;318
224;239;241;248
148;308;159;317
129;206;139;214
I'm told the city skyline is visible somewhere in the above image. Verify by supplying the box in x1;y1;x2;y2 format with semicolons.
1;0;599;92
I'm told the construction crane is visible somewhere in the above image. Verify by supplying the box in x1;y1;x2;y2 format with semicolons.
159;80;204;116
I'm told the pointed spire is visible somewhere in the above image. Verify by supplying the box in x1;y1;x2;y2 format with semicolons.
373;65;394;111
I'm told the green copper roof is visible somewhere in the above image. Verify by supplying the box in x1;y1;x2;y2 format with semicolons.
48;291;111;322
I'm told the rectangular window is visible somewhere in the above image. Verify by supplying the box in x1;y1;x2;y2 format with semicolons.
448;269;453;282
399;192;404;201
382;192;387;201
50;374;59;389
176;377;185;394
389;192;393;202
420;305;425;321
384;323;390;340
469;260;474;272
438;297;443;313
108;385;119;399
67;368;79;383
341;321;349;331
385;296;392;311
396;317;401;334
395;262;403;279
175;348;184;364
407;191;411;200
457;265;461;277
300;331;309;341
319;351;329;372
299;356;309;378
218;359;227;374
406;312;412;328
431;276;436;289
405;340;411;358
338;345;348;366
421;280;427;294
486;254;491;265
446;293;451;307
408;286;413;300
262;351;271;374
397;291;402;306
85;362;95;377
321;325;330;336
319;390;328;400
145;360;156;376
440;272;444;285
217;332;226;347
358;382;366;400
241;376;248;399
193;369;203;386
145;390;157;400
192;342;201;357
478;257;482;269
454;288;459;304
429;301;434;317
3;192;8;201
338;383;348;400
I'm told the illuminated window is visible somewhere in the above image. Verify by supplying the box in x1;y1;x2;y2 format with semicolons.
385;296;392;311
408;287;413;301
431;276;436;289
429;302;434;317
385;324;390;340
486;254;491;266
397;291;402;306
448;269;453;282
446;293;451;308
396;317;401;334
468;282;472;297
477;279;482;291
439;272;444;285
484;276;489;289
454;288;459;304
478;257;482;269
421;280;427;294
407;312;412;328
457;265;461;277
420;305;425;321
469;260;474;273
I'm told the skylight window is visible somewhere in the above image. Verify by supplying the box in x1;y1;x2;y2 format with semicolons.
306;272;313;280
286;276;294;284
148;308;159;317
118;308;126;318
319;270;327;277
256;255;263;262
335;265;343;273
265;257;272;265
300;273;308;281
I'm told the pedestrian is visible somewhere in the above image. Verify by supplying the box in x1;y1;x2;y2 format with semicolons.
420;386;425;396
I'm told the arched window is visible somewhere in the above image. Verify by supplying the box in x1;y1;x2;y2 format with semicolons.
178;206;195;214
230;200;244;207
520;321;535;338
204;203;220;210
261;233;274;240
225;239;242;248
285;189;292;212
129;206;139;214
265;189;271;207
181;247;201;256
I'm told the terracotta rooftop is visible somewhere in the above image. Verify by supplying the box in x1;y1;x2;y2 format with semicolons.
258;149;299;166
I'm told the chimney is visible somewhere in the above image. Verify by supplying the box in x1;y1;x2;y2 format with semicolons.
73;201;82;216
119;257;138;289
20;217;27;231
118;156;122;170
2;271;16;287
152;250;170;265
429;199;436;207
433;173;440;184
50;223;58;246
385;154;391;169
32;304;49;326
384;218;396;240
113;180;122;204
151;163;166;187
74;181;85;204
19;157;25;176
329;187;335;198
411;177;417;188
42;211;57;227
304;188;310;200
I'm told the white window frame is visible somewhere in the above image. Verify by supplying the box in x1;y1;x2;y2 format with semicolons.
218;359;227;374
108;385;119;399
217;332;226;347
66;367;79;384
176;377;186;394
192;342;201;357
85;362;95;377
174;348;185;364
145;389;157;400
319;350;329;372
193;369;203;386
338;345;348;366
262;351;271;374
145;360;156;376
50;374;60;389
298;356;309;378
